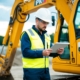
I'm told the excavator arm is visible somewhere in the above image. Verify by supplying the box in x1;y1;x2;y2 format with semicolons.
0;0;76;80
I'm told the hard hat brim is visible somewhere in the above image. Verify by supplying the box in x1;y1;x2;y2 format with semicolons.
35;16;52;23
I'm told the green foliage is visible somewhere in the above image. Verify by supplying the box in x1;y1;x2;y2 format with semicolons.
0;36;9;45
50;31;69;43
50;33;54;43
0;36;4;45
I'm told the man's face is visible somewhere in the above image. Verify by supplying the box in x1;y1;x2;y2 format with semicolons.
36;18;49;31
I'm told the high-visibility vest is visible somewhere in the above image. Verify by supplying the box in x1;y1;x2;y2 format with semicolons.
22;28;51;68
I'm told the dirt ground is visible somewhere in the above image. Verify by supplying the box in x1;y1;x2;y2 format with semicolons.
0;47;78;80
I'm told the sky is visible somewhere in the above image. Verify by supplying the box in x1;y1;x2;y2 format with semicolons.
0;0;14;21
0;0;57;36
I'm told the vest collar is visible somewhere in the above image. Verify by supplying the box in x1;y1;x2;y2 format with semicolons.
32;25;47;34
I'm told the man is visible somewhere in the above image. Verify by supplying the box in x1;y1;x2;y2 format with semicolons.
21;8;64;80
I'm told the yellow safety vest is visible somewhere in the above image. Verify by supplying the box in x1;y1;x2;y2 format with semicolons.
22;28;51;68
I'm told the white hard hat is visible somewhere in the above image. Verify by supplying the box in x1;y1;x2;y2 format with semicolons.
35;8;52;23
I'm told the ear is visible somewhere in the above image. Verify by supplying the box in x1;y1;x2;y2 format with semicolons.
36;18;39;24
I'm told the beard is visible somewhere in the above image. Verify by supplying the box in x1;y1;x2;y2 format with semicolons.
37;25;46;32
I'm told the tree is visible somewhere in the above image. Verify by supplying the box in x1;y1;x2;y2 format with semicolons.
0;36;9;45
0;36;4;45
50;33;54;43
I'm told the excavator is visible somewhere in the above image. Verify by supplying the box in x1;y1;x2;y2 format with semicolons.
0;0;80;80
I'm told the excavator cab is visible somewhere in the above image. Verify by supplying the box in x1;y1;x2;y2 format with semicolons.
52;0;80;74
58;14;70;59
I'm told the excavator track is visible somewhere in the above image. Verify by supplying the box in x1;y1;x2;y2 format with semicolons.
0;73;14;80
51;75;80;80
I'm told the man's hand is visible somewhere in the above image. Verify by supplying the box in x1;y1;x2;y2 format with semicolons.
57;48;64;54
42;49;52;56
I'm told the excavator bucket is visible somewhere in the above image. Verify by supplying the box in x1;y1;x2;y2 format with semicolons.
0;73;14;80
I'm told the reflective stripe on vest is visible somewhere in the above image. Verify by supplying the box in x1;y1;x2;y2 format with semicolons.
22;28;51;68
22;57;49;68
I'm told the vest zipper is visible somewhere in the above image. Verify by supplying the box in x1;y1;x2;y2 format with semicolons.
45;56;46;73
45;42;48;73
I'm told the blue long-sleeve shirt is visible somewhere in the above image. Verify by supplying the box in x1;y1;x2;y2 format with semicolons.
21;25;59;58
21;25;60;77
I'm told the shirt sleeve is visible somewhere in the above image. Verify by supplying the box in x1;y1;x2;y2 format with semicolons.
21;32;43;58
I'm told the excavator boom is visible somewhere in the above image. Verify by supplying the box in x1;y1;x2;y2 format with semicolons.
1;0;80;80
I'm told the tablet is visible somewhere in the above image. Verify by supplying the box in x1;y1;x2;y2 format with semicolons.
51;42;70;53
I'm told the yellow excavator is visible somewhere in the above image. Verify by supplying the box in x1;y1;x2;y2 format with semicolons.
0;0;80;79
